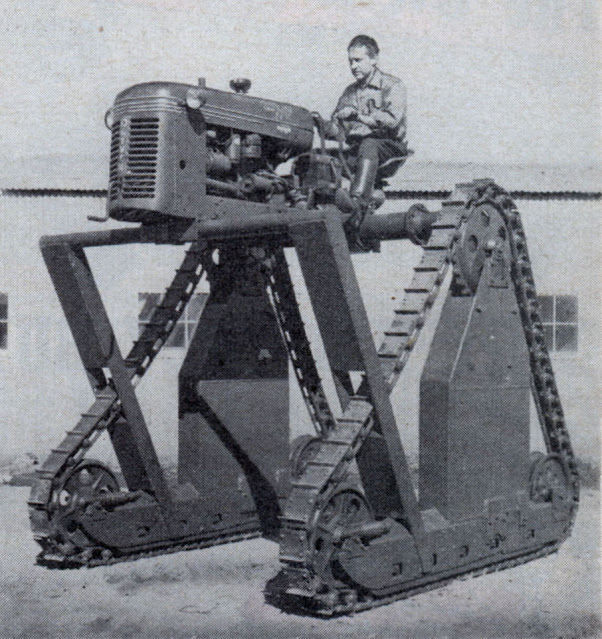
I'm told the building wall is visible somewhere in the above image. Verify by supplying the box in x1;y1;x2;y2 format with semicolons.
0;193;599;470
0;196;190;468
521;199;600;458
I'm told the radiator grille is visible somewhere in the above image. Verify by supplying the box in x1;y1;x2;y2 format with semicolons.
109;117;159;200
108;121;121;201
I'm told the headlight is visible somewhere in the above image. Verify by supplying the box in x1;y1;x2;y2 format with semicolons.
185;87;207;110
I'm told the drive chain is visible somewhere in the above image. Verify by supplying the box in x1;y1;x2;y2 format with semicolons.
263;248;337;436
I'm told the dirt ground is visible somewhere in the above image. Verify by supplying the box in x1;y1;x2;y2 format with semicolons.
0;485;599;639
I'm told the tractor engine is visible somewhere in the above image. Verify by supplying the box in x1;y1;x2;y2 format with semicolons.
106;80;316;223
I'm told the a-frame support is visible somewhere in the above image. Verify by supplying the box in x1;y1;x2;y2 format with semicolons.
289;215;424;536
40;231;173;517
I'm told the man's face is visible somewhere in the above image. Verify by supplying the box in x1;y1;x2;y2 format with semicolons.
348;46;377;83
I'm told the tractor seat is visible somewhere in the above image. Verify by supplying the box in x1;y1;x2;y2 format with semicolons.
321;145;413;184
377;150;414;180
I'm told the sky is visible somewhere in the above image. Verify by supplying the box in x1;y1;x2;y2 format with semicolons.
0;0;599;167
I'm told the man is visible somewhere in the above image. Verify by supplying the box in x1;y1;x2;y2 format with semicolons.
327;35;407;215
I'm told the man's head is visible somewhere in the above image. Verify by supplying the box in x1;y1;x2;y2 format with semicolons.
347;35;379;84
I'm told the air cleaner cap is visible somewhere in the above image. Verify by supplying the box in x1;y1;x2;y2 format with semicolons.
230;78;252;94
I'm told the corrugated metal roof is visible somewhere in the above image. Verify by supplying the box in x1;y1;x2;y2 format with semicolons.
0;154;108;190
388;161;601;193
0;153;599;193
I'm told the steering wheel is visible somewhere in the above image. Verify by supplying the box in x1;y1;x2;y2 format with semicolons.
311;112;353;181
335;128;353;181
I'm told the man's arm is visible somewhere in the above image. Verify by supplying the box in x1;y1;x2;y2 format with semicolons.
366;79;407;137
325;87;359;139
331;87;358;121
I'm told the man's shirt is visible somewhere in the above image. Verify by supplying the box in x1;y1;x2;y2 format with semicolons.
332;67;407;141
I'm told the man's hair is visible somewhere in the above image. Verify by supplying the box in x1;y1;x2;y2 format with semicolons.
348;35;379;57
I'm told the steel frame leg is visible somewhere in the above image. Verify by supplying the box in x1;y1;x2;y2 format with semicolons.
288;215;424;535
40;229;172;516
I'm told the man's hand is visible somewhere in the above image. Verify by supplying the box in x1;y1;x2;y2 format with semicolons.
335;106;358;121
356;112;378;128
323;119;339;139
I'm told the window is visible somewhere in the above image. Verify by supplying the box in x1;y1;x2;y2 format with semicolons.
538;295;578;352
0;293;6;349
138;292;208;348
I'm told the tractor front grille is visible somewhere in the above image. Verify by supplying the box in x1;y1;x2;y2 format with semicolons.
109;117;159;200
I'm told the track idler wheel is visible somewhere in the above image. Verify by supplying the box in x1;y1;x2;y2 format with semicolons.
529;453;572;520
51;459;119;556
290;434;322;479
309;485;373;587
455;202;509;292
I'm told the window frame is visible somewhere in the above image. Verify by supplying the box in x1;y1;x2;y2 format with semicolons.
537;294;578;354
138;292;208;350
0;292;7;352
